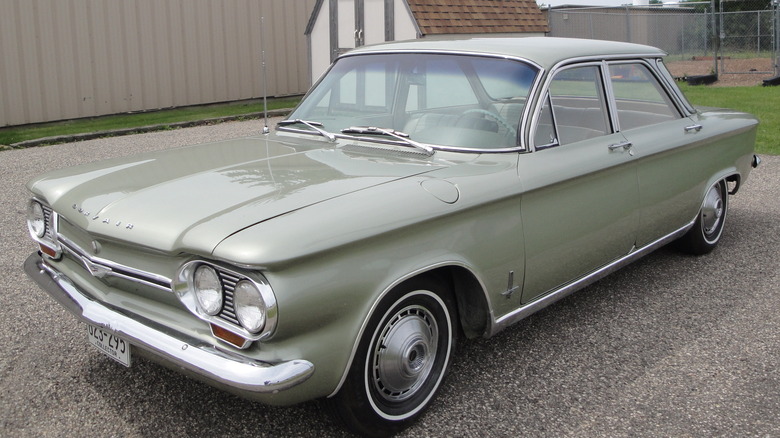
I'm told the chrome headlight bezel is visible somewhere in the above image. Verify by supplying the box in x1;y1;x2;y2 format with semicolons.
174;260;278;343
26;198;62;258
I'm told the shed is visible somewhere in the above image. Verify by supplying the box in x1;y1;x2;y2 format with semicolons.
305;0;549;83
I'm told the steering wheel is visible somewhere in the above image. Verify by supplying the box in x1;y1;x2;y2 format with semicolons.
456;109;517;137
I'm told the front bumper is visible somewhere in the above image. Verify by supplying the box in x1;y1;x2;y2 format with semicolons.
24;253;314;399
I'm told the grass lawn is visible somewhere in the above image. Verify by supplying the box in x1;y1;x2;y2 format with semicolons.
1;86;777;155
679;83;779;155
0;97;300;147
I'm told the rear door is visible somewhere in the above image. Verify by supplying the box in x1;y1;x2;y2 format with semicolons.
605;61;702;247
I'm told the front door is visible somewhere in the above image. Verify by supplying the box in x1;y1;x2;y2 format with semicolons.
520;63;639;304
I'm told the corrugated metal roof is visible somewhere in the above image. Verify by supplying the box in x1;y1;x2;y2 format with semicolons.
406;0;549;35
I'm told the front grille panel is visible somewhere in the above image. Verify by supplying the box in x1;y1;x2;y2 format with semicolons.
217;270;241;325
52;213;173;292
41;204;56;241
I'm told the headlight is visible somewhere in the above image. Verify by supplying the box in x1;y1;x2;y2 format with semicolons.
234;280;266;333
193;265;223;316
174;260;278;345
28;200;46;238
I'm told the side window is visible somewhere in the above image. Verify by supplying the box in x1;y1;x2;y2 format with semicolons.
543;65;610;146
533;93;557;148
608;63;680;130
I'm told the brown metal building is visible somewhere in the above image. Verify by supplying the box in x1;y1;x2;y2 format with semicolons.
0;0;317;127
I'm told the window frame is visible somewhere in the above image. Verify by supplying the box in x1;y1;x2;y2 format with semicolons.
531;61;614;149
529;58;691;152
606;60;684;132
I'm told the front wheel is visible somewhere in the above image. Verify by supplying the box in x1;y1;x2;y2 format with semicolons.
677;179;728;255
326;277;456;437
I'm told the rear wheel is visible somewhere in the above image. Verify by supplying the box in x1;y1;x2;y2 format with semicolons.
677;179;728;255
326;277;455;437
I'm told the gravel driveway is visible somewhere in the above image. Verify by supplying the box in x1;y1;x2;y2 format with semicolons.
1;120;778;437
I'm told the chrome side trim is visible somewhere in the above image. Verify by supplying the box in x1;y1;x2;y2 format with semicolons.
488;220;695;336
24;253;314;394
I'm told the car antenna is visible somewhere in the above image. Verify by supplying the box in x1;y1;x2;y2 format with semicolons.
261;16;270;135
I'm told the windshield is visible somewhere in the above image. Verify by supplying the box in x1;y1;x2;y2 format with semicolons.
287;53;539;150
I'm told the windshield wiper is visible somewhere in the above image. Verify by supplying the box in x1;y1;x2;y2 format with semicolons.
277;119;336;142
340;126;434;156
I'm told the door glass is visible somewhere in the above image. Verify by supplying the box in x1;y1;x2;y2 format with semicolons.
609;63;680;130
546;66;609;145
533;93;558;148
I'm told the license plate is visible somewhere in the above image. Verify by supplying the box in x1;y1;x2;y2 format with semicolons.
87;324;131;367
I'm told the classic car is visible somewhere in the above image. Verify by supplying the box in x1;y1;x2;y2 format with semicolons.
24;37;759;436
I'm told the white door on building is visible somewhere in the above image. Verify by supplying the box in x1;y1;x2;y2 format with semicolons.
337;0;388;54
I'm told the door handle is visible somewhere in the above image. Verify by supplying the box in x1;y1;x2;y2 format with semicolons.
608;141;633;151
685;124;703;133
355;29;364;46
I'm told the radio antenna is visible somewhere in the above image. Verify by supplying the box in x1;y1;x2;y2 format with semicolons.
261;16;270;135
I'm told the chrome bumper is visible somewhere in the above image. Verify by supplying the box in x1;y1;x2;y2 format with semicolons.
24;253;314;396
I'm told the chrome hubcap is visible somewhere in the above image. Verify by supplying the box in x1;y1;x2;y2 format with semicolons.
701;184;724;236
371;305;438;402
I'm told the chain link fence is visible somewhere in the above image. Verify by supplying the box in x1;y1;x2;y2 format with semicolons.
719;0;778;73
547;0;779;82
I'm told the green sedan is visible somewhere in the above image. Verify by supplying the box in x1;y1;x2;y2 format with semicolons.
24;37;759;436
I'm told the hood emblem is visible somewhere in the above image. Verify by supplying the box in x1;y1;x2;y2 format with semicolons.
73;204;134;230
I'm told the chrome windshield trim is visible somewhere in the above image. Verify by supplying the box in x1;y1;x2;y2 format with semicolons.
338;48;545;72
57;233;172;291
488;220;695;336
289;50;545;154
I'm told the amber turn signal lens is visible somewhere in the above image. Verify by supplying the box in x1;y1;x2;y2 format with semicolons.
210;324;248;348
39;243;57;258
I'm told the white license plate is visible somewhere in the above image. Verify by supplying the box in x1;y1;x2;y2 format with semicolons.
87;324;131;367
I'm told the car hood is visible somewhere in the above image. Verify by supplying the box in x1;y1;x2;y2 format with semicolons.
28;134;445;254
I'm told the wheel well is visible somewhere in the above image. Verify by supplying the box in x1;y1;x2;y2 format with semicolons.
726;173;741;195
412;266;490;340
